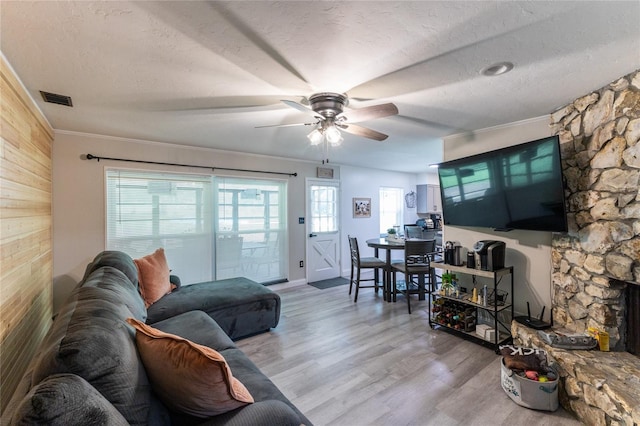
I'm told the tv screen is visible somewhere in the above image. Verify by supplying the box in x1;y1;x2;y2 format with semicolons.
437;135;568;232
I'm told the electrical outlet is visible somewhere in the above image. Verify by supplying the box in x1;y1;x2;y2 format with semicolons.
299;260;304;268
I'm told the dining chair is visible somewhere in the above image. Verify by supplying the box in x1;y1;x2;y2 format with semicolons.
391;239;437;313
348;236;386;302
404;224;424;239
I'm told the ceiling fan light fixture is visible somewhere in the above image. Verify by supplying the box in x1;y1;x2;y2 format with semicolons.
269;93;397;160
307;128;324;145
325;125;343;145
329;134;343;146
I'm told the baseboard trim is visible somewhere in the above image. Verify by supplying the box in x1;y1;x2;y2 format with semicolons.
268;279;306;290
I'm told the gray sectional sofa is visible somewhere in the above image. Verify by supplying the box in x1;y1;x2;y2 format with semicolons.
2;250;310;426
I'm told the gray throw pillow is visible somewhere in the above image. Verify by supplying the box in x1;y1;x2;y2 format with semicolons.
10;374;129;426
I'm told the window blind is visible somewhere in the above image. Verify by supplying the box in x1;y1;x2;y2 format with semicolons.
106;170;288;284
214;177;287;283
106;169;214;284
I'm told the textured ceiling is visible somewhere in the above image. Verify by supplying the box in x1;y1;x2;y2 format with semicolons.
1;1;639;173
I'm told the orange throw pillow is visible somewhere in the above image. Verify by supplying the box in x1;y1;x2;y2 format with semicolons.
126;318;254;417
133;248;174;307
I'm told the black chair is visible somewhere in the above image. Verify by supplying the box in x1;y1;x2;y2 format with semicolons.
391;239;437;313
348;236;386;302
404;224;423;239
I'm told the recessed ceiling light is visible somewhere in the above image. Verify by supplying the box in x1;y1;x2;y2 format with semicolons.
481;62;514;77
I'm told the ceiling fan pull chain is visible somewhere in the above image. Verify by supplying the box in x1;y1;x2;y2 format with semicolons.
321;136;326;164
324;137;330;164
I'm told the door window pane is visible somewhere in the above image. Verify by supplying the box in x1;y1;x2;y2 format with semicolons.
309;184;338;233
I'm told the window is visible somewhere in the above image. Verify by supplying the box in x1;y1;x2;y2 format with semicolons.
379;187;404;234
215;177;287;283
309;183;339;233
106;170;287;285
106;170;214;284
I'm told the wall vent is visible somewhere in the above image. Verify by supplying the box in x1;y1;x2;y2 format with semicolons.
39;91;73;107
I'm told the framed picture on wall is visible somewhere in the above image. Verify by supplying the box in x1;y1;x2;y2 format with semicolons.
353;197;371;218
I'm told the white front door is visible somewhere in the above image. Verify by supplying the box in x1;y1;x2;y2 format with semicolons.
306;179;341;283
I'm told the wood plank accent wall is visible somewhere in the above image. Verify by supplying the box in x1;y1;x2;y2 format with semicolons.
0;55;54;414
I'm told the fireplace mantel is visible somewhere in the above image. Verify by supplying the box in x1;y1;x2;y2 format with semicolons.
512;321;640;425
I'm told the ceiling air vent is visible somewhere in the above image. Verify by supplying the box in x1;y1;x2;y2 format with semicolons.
40;91;73;107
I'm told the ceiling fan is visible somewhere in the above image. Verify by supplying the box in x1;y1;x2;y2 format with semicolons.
258;92;399;144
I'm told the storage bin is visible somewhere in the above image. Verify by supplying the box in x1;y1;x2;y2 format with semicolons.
500;358;559;411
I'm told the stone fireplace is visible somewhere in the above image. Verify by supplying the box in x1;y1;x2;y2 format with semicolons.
514;69;639;426
550;69;639;351
627;282;640;354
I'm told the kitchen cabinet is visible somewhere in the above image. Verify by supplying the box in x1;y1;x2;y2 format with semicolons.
429;262;514;352
416;184;442;214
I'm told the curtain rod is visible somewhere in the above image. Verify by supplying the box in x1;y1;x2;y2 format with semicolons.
85;154;297;177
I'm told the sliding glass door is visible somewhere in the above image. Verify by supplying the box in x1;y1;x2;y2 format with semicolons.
214;177;287;283
106;170;287;285
106;170;214;284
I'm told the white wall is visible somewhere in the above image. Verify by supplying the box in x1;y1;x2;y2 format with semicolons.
52;131;319;310
338;165;419;276
52;131;422;311
442;116;554;317
416;171;440;185
53;117;556;317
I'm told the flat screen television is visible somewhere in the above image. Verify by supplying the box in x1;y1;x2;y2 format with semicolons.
437;135;568;232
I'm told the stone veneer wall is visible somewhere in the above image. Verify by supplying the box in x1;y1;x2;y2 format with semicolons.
550;69;640;351
513;321;639;426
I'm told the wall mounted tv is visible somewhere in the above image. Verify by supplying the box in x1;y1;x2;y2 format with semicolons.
437;135;568;232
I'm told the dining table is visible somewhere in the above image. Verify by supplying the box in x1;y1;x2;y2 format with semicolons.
366;237;441;303
365;237;408;302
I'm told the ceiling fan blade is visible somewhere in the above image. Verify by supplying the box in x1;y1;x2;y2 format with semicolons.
393;114;461;131
281;100;326;120
255;122;318;129
338;103;399;123
339;123;389;141
142;95;300;113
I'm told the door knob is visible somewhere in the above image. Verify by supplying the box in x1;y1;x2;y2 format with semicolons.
309;233;317;237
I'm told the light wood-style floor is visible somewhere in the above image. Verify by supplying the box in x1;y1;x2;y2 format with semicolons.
236;283;582;426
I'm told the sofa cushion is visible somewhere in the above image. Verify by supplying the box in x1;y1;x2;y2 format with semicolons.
10;374;129;426
82;251;139;289
127;318;254;418
134;248;174;307
170;400;305;426
220;348;312;426
146;277;280;340
81;266;147;322
32;286;151;426
150;310;236;352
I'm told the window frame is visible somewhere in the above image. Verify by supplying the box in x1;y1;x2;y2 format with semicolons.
379;186;405;235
